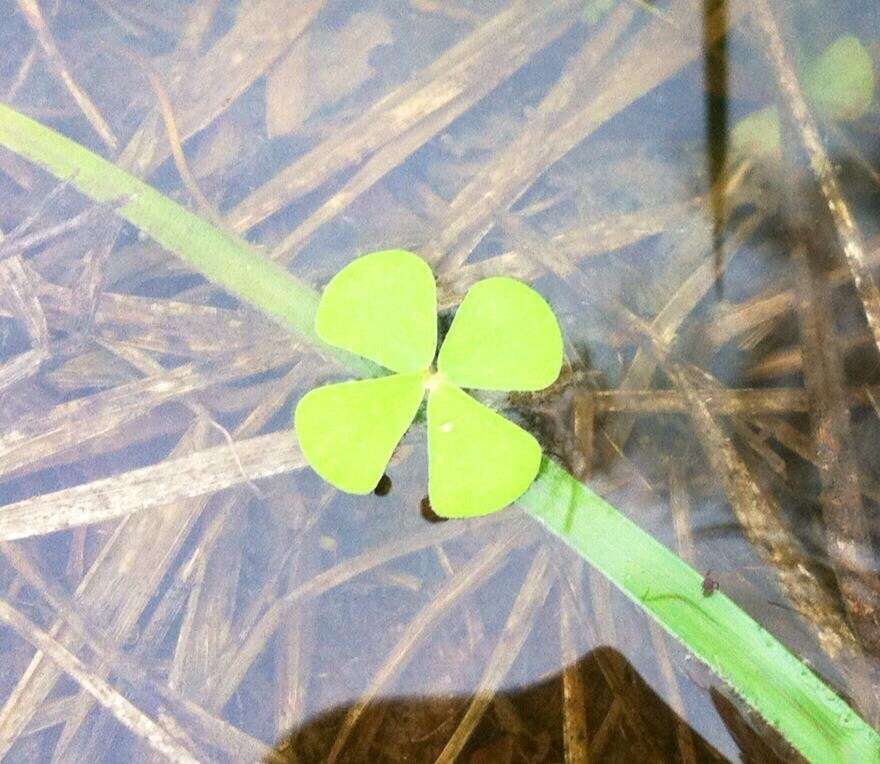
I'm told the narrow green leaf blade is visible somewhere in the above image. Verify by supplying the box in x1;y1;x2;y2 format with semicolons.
316;250;437;373
438;277;562;391
0;105;379;369
294;373;424;493
427;382;541;517
520;458;880;764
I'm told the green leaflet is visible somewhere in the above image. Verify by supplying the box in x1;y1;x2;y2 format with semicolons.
804;35;875;122
317;249;437;373
295;373;425;494
730;105;781;160
438;276;563;392
427;381;541;518
301;250;560;517
2;102;878;763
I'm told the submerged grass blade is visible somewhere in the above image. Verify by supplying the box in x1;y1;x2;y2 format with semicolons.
1;103;877;762
0;102;378;378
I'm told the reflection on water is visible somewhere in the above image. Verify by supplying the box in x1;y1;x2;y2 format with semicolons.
0;0;878;761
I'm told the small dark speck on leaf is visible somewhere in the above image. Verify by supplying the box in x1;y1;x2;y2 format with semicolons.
420;496;447;523
373;474;392;496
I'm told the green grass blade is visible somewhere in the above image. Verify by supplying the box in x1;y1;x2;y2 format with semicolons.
520;457;880;763
0;102;378;378
1;103;877;762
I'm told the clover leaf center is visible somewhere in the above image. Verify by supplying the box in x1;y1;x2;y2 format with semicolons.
422;369;446;392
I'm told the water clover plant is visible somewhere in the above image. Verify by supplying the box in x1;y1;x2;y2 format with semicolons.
731;35;875;159
4;103;880;762
294;250;563;517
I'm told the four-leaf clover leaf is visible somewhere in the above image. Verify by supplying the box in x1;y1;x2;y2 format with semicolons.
294;250;562;518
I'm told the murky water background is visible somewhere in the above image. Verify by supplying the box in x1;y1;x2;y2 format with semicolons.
0;1;878;761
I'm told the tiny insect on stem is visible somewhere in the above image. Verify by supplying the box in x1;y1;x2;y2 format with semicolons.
702;571;720;597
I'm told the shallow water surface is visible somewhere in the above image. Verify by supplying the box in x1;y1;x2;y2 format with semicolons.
0;1;878;761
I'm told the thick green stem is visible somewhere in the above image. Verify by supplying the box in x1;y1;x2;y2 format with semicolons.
1;102;877;762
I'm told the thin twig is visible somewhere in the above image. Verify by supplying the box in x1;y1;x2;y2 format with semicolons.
559;589;590;763
750;0;880;359
16;0;118;150
0;598;199;763
590;386;880;415
0;430;301;541
145;67;225;227
436;548;554;762
790;240;880;655
4;46;37;100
